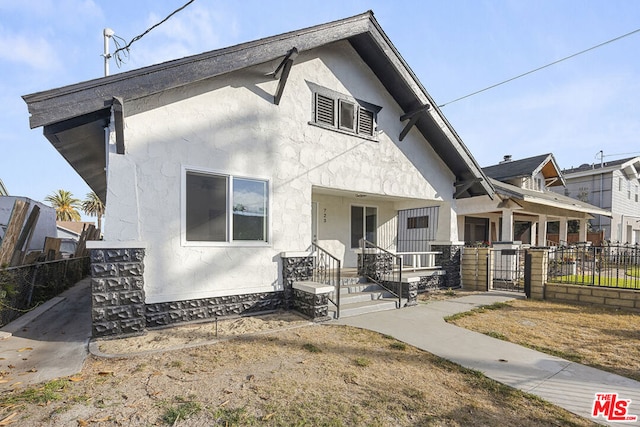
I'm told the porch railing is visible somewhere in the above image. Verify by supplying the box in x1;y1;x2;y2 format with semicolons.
358;239;402;308
311;243;341;318
548;243;640;289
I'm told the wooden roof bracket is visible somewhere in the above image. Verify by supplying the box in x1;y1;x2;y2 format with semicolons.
454;177;482;199
272;47;299;105
399;104;430;141
112;97;125;154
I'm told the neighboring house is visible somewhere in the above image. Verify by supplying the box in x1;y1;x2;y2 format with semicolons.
56;221;95;241
23;12;494;336
456;154;611;246
0;179;8;196
554;156;640;244
0;196;57;252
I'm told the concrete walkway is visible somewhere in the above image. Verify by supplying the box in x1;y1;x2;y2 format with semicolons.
1;282;639;426
334;292;640;427
0;278;91;390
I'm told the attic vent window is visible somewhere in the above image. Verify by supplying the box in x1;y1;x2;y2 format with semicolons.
315;94;334;125
309;83;380;140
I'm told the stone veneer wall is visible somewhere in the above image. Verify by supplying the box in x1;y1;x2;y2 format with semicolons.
90;248;146;338
145;293;284;329
291;289;330;321
417;274;446;291
281;254;314;308
91;245;286;338
431;243;463;289
358;253;416;306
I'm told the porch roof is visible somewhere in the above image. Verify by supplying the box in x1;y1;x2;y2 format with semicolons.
22;11;493;203
491;178;612;219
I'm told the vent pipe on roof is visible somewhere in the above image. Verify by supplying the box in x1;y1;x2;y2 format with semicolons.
500;154;512;163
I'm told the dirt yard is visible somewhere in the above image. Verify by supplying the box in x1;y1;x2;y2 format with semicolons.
0;300;599;427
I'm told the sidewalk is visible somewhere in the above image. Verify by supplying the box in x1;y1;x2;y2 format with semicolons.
0;278;91;390
333;292;640;427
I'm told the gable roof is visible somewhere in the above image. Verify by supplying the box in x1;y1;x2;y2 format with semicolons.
489;178;611;218
23;11;493;202
482;153;565;187
562;156;640;181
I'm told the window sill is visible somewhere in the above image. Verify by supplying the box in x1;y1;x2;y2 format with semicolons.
308;122;378;143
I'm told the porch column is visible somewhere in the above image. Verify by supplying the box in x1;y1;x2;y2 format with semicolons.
531;222;538;245
537;215;548;247
501;209;514;241
559;218;568;246
579;219;588;242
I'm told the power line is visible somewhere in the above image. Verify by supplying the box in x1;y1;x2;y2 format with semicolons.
602;151;640;158
438;27;640;108
112;0;196;67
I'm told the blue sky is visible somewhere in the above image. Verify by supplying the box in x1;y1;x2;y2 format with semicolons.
1;0;639;217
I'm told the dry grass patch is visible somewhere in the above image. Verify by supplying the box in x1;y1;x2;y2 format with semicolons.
448;299;640;381
0;324;595;426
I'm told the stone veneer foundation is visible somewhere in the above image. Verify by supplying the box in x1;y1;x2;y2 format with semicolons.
90;245;146;338
89;245;332;338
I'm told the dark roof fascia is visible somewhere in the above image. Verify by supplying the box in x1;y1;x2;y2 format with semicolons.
23;11;493;199
349;16;493;198
23;12;374;129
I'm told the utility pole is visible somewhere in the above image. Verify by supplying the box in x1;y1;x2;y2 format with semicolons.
103;28;115;77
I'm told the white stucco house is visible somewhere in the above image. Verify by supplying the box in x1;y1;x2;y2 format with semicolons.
23;12;494;337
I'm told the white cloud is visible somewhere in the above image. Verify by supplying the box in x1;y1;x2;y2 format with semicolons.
119;3;239;69
0;30;61;70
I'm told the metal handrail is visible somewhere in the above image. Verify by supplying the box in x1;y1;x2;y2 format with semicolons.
359;239;402;309
311;243;341;318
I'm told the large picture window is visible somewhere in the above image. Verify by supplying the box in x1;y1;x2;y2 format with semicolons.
351;205;377;248
185;169;269;244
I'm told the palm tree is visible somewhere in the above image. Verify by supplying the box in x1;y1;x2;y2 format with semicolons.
82;191;105;231
45;189;81;221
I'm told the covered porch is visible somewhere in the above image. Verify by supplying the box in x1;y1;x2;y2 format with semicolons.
311;186;454;268
457;179;611;247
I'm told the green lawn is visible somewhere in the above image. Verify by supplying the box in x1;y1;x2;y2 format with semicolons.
550;274;640;289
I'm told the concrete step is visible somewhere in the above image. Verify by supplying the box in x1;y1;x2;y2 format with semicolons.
338;290;386;305
338;282;386;294
329;298;399;319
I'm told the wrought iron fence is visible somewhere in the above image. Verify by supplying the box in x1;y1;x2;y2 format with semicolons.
0;257;90;326
548;244;640;289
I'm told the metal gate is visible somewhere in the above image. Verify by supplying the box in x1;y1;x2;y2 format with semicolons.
491;248;528;294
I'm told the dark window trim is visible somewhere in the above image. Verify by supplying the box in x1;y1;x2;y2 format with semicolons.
307;82;381;141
